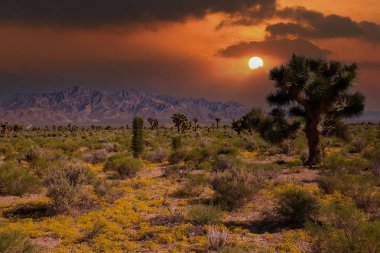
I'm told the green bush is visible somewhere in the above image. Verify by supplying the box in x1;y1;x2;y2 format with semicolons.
171;136;182;151
309;202;380;252
187;204;223;225
168;148;188;164
196;161;212;170
0;162;40;196
104;155;143;178
210;167;265;210
0;231;35;253
275;187;318;227
173;173;208;197
318;172;379;212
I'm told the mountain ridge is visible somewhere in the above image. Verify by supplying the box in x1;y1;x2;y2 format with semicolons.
0;86;249;125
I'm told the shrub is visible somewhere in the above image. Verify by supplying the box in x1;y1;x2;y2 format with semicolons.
348;139;366;153
368;150;380;176
196;161;212;170
146;149;169;163
275;187;318;227
309;202;380;253
171;136;182;150
217;144;239;156
207;226;229;251
318;172;379;212
104;155;143;178
168;148;188;164
0;162;40;196
0;231;35;253
210;167;265;210
93;178;123;203
212;155;235;172
162;165;185;178
25;146;55;162
132;115;144;158
82;149;109;164
188;204;223;225
46;161;89;213
185;147;212;164
174;173;209;197
102;142;119;152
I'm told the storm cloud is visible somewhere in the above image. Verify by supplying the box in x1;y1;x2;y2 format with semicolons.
0;0;276;28
266;7;380;42
218;38;331;59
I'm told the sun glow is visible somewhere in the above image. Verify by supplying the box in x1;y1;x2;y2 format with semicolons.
248;56;264;70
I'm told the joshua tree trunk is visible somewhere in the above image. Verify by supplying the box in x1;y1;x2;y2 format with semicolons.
304;114;322;166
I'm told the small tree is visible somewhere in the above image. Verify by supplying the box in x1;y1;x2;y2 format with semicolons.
132;115;144;158
268;55;365;165
193;117;199;132
147;117;154;130
147;117;159;130
215;118;221;129
172;113;189;134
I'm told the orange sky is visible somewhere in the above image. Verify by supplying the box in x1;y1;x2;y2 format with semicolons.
0;0;379;110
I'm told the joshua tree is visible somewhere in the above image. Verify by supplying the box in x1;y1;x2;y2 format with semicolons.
268;55;365;165
193;117;199;132
153;119;159;130
172;113;188;134
215;118;221;129
147;117;159;130
1;122;8;136
233;107;299;142
132;115;144;158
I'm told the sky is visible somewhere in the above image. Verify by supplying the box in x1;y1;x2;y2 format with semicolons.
1;0;380;110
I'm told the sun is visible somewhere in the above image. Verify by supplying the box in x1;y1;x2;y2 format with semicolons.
248;56;264;70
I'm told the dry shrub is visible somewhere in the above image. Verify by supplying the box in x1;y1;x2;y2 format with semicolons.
210;167;266;210
46;161;90;213
207;226;229;251
146;149;169;163
82;149;109;164
212;155;235;172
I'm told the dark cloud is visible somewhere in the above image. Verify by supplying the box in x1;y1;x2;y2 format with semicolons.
358;61;380;70
218;38;331;59
0;0;276;28
266;7;380;42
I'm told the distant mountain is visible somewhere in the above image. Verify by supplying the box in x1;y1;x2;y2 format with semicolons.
0;86;249;125
350;111;380;123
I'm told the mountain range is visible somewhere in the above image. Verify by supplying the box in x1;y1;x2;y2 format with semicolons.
0;86;249;125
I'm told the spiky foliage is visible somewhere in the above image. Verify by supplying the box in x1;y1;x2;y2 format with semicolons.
232;108;266;135
232;107;299;143
268;55;365;165
258;108;300;144
172;113;190;134
132;115;144;158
